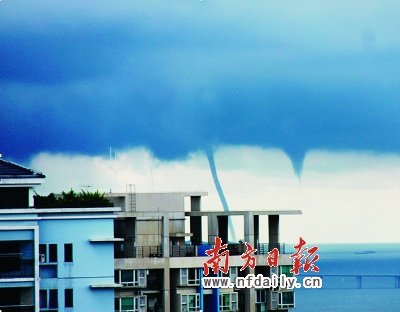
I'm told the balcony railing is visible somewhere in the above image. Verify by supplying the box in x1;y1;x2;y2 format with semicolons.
0;255;34;279
0;306;35;312
170;245;196;257
115;245;163;258
169;243;249;257
114;242;291;258
257;243;290;255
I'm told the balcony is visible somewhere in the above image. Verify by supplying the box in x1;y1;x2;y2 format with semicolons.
168;243;292;258
114;242;291;258
0;254;34;279
170;245;196;257
0;306;35;312
0;287;34;312
257;243;290;255
115;245;163;258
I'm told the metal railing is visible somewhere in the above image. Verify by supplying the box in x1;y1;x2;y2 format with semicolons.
0;306;34;312
114;242;291;258
115;245;163;258
257;243;289;254
170;245;196;257
0;259;34;278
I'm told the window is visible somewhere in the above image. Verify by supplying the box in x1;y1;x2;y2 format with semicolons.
279;291;295;309
39;290;47;309
65;289;73;308
220;266;238;283
64;244;73;262
256;289;267;303
40;289;58;309
49;289;58;309
39;244;47;263
220;294;230;311
39;244;57;263
231;292;238;310
49;244;57;262
115;296;147;312
279;265;293;277
122;298;134;311
180;268;200;286
115;269;146;287
219;293;238;311
181;294;200;312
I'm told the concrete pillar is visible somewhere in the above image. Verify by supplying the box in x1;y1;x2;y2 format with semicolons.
243;213;256;312
162;214;170;258
268;215;279;251
208;214;219;244
244;212;255;247
163;268;170;312
217;216;228;244
244;268;256;312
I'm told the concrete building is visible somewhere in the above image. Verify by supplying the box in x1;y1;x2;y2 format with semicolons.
0;158;118;312
0;157;301;311
107;191;301;312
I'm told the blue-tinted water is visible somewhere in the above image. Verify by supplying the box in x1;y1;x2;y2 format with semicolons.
294;244;400;312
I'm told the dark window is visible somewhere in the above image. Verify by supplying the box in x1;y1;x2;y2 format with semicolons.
64;244;73;262
114;270;119;283
65;289;73;308
39;289;47;308
0;187;29;208
49;289;58;308
49;244;57;262
39;244;47;262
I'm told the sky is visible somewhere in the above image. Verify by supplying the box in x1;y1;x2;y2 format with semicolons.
1;0;400;243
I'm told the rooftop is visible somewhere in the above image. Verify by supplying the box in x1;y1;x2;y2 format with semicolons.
186;210;302;216
0;158;45;179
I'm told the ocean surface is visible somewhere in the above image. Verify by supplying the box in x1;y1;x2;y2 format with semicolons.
293;244;400;312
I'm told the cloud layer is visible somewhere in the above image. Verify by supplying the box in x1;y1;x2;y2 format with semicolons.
29;147;400;243
1;1;400;175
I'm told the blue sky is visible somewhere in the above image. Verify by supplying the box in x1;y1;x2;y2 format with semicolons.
1;1;400;243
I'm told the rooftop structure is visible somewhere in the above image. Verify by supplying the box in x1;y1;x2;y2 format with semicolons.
0;158;45;209
107;191;301;312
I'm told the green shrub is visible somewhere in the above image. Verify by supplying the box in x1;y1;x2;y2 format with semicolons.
34;189;113;208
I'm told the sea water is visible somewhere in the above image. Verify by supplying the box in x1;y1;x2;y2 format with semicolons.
294;244;400;311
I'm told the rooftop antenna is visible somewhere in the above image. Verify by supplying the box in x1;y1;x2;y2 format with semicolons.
109;146;117;193
109;146;113;193
79;185;92;191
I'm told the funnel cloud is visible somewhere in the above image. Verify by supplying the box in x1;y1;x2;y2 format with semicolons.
1;0;400;178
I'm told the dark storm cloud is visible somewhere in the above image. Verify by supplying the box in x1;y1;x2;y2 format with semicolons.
1;0;400;175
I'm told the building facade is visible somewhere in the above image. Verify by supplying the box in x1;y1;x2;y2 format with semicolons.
0;158;118;312
107;192;301;312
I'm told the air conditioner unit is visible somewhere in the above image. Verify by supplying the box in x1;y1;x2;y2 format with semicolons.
39;254;46;263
